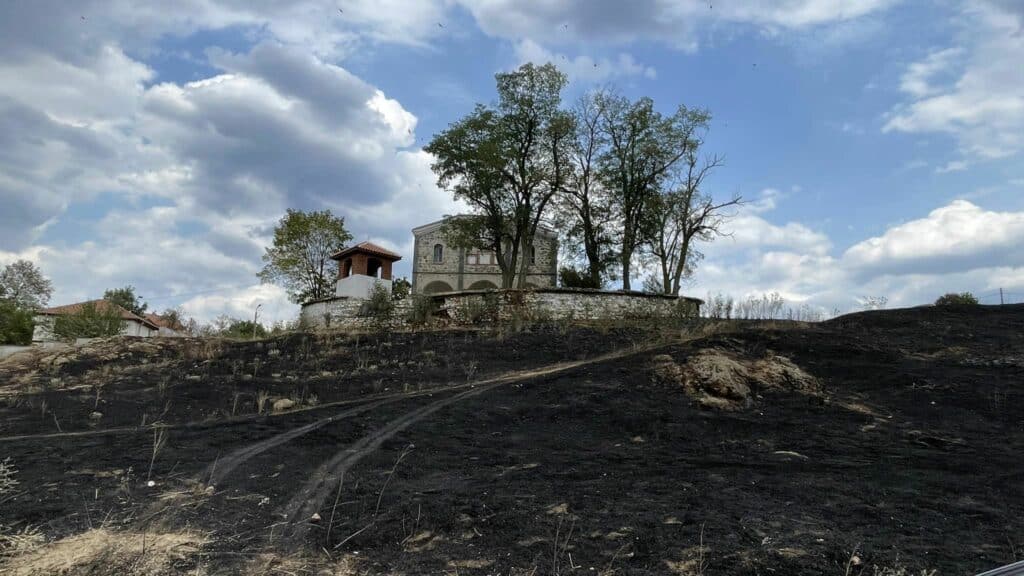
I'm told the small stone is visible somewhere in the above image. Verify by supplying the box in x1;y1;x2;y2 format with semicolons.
89;411;103;420
146;480;156;488
272;398;296;412
310;512;322;522
204;485;215;495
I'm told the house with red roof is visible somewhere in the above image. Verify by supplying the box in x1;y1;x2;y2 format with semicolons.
32;300;162;342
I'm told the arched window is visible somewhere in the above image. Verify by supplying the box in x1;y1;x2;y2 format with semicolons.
530;246;537;265
432;244;443;263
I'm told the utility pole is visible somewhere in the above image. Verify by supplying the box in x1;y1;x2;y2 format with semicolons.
253;304;262;340
999;288;1004;305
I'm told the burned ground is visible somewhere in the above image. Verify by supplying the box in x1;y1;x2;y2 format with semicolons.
1;306;1022;575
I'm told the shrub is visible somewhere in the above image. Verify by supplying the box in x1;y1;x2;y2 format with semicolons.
406;294;435;326
221;320;267;339
52;302;124;340
935;292;979;306
0;301;34;345
559;267;602;289
360;282;396;330
456;292;500;325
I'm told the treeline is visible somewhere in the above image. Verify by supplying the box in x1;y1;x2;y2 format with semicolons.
425;63;742;294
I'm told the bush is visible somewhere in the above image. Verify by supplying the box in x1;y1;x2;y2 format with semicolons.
391;277;412;301
406;294;435;326
559;267;602;289
52;302;124;340
360;282;396;330
221;320;267;339
935;292;979;306
0;301;34;345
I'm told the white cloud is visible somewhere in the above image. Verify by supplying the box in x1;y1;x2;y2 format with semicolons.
688;196;1024;312
0;5;453;323
460;0;897;49
884;2;1024;160
513;39;656;83
842;200;1024;277
936;160;968;173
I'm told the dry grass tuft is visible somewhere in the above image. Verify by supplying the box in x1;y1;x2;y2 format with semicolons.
0;528;207;576
651;348;820;410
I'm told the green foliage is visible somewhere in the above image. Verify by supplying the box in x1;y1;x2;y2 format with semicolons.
360;282;396;331
0;260;53;310
220;319;268;339
559;266;602;289
0;300;34;345
52;302;124;340
391;277;412;301
598;93;713;290
406;294;436;326
425;63;572;288
103;285;148;316
258;209;353;304
935;292;979;306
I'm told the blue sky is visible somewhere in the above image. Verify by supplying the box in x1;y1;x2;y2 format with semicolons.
1;0;1023;323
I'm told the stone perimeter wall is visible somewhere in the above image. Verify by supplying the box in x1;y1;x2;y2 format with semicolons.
300;289;700;330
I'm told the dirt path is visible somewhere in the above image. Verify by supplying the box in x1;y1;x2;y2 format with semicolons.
274;342;666;548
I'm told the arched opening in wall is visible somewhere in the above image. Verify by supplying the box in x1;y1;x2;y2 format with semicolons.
433;244;444;263
468;280;498;290
367;258;382;278
341;258;353;278
530;246;537;265
422;280;454;294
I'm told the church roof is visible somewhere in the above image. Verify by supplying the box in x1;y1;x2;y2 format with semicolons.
330;241;402;261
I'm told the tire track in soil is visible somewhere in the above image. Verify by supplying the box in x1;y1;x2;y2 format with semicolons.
275;342;670;548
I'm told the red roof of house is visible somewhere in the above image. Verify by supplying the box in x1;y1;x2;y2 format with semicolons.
330;241;402;261
145;313;185;331
38;300;160;330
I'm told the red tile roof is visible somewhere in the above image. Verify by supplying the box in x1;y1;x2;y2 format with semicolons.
330;241;402;261
38;300;160;330
145;313;185;331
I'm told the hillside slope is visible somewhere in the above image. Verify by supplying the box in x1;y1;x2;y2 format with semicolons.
1;306;1022;575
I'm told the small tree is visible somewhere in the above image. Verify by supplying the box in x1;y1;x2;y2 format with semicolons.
103;286;148;316
0;260;53;310
258;209;353;303
52;302;124;340
935;292;979;306
0;301;34;345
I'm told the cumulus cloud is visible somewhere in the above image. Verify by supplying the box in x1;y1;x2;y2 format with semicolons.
0;2;457;323
843;200;1024;278
689;194;1024;312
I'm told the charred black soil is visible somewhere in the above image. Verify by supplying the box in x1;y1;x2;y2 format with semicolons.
1;306;1022;575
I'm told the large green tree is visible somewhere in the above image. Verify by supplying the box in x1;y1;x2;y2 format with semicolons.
258;209;353;303
553;90;619;288
103;285;148;316
426;63;573;288
599;95;710;290
0;260;53;310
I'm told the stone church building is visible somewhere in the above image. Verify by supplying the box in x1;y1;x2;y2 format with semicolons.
411;216;558;294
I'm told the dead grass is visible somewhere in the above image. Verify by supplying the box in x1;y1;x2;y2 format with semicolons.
651;348;820;410
0;528;207;575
